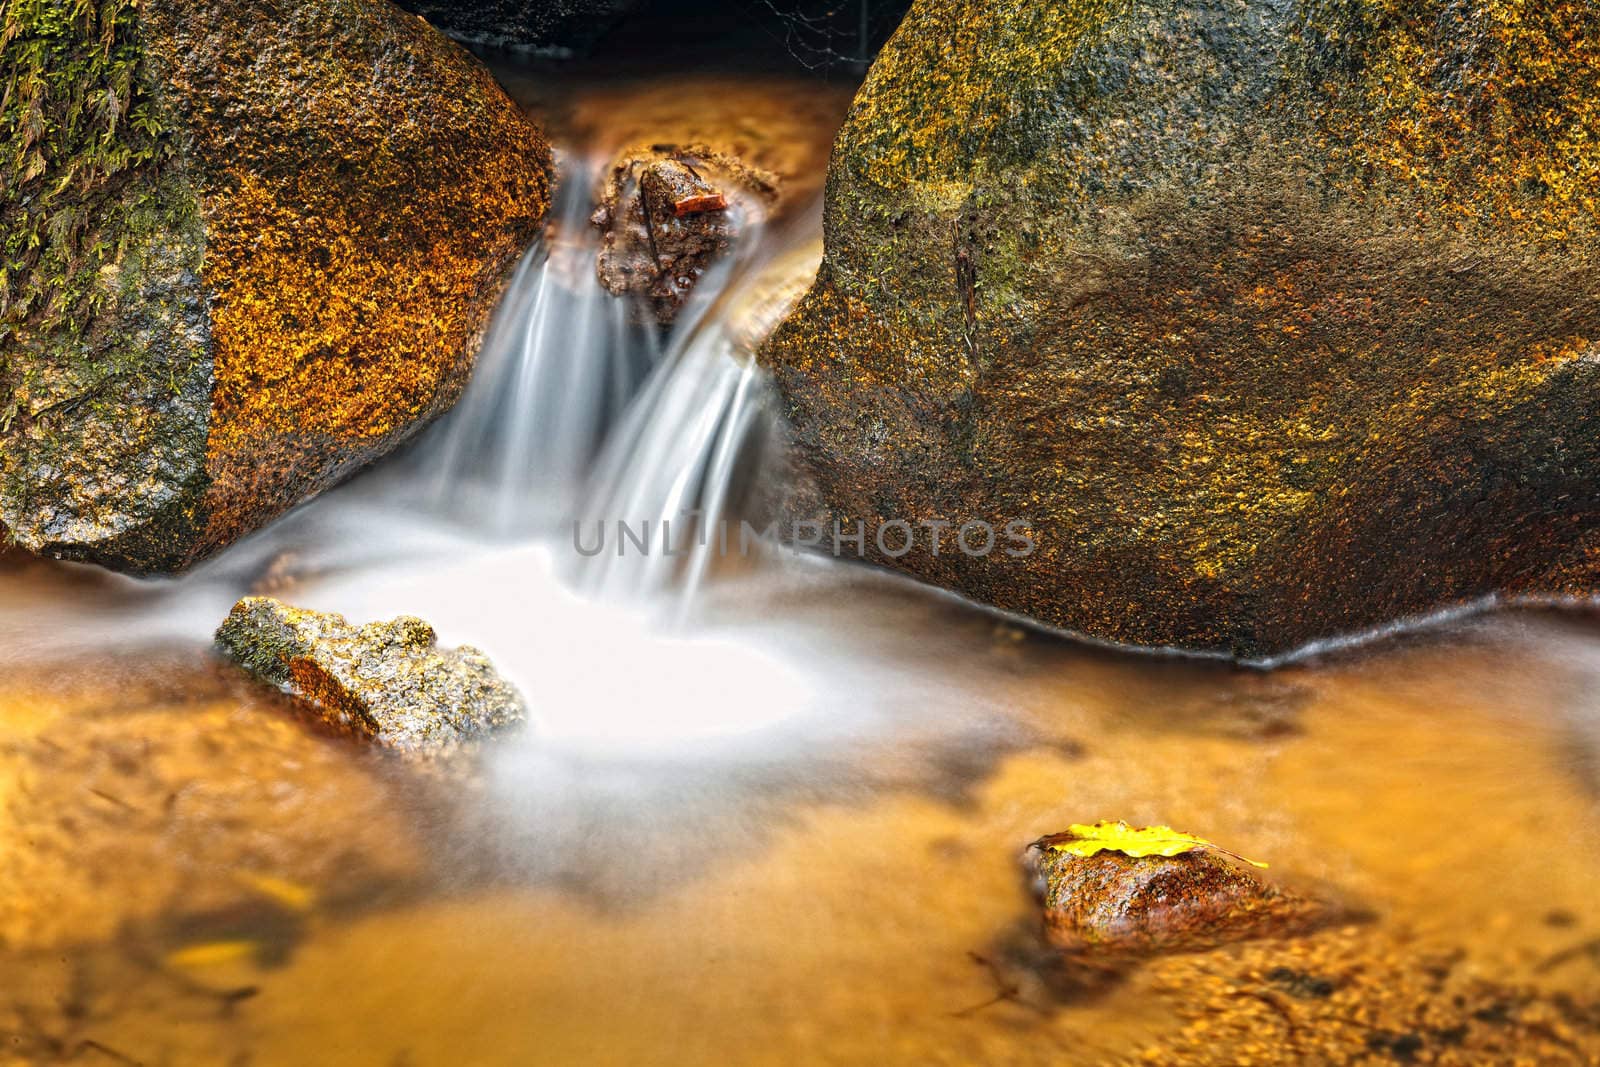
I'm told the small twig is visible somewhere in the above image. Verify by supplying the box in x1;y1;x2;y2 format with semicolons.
73;1038;143;1065
217;986;260;1018
87;788;138;812
1535;936;1600;975
949;952;1026;1018
1231;989;1301;1035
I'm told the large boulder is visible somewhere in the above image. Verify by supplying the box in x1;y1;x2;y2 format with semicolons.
761;0;1600;659
215;597;527;754
0;0;551;573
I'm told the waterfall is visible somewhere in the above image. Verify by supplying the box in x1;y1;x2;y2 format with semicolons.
572;220;821;614
397;146;816;617
0;150;819;699
403;150;804;626
413;156;659;536
576;325;771;609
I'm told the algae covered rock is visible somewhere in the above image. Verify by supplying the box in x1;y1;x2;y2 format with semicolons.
761;0;1600;658
215;597;527;753
1;0;551;573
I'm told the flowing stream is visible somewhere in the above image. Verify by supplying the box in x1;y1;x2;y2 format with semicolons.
1;62;1598;1067
0;134;821;745
415;157;660;535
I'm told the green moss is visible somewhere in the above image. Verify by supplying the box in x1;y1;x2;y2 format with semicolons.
1;0;174;339
0;0;207;558
0;150;212;569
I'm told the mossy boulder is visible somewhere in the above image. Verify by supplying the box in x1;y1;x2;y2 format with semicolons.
215;597;527;754
760;0;1600;658
1;0;551;573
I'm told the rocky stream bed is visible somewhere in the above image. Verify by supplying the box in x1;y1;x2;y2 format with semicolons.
3;1;1600;1064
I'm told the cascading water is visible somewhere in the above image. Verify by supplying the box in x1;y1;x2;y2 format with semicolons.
382;147;798;618
573;233;809;611
378;138;818;623
410;157;660;535
0;96;1015;764
575;326;767;603
272;148;829;748
0;141;826;748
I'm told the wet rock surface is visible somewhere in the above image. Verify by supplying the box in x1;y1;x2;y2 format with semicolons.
215;598;527;754
1026;842;1339;966
1;0;551;574
726;242;826;355
593;145;779;323
761;0;1600;658
394;0;642;52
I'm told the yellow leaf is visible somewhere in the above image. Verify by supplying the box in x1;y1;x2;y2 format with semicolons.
164;940;259;969
1032;821;1268;869
235;870;315;913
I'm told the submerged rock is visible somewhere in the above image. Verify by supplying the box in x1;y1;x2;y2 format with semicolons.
1135;927;1600;1065
0;654;425;952
1;0;551;575
761;0;1600;658
215;597;526;754
1026;840;1335;966
593;145;780;324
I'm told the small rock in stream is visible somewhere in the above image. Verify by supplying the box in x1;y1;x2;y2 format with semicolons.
1025;841;1342;967
215;597;526;754
592;144;779;324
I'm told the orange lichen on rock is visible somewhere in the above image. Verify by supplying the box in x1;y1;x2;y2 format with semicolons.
1;0;551;572
1299;0;1600;243
158;0;551;560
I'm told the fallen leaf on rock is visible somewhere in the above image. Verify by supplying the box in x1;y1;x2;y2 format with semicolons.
1031;821;1268;869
